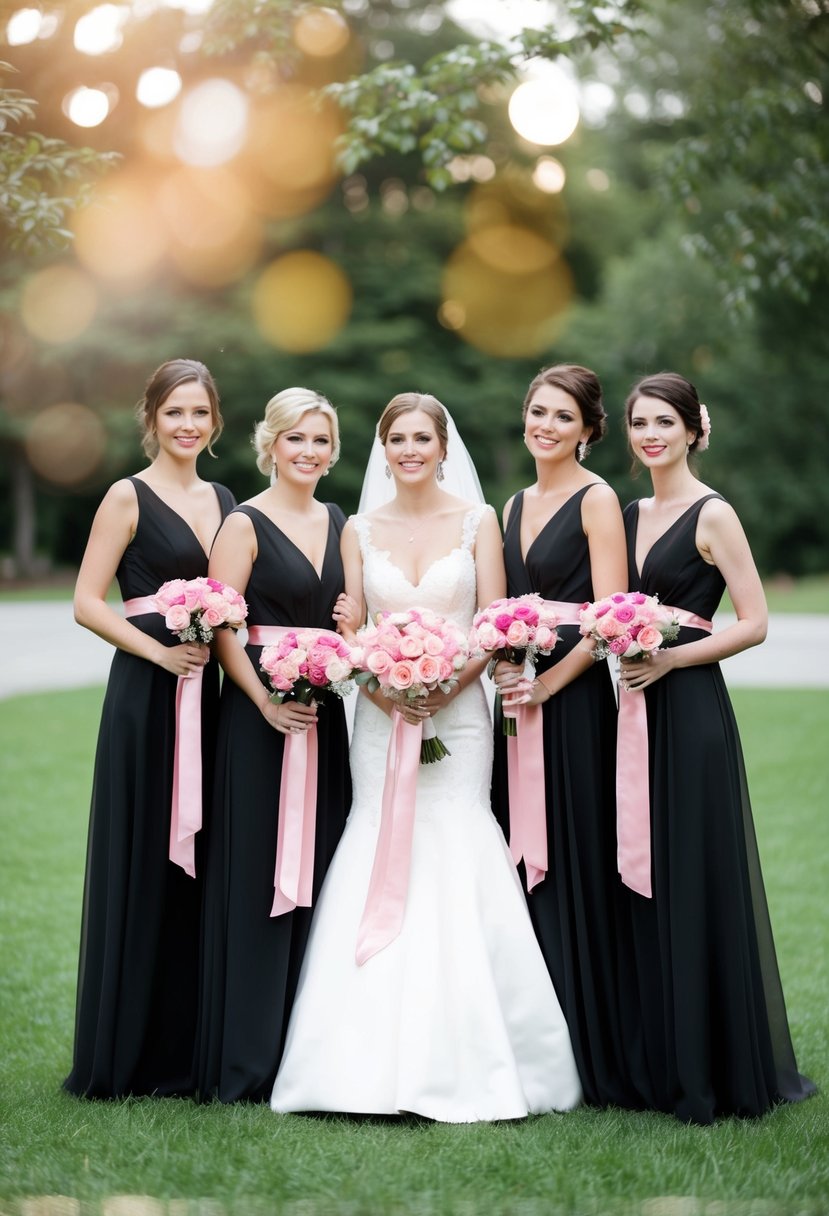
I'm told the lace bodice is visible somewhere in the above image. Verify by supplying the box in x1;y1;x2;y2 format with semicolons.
351;505;490;629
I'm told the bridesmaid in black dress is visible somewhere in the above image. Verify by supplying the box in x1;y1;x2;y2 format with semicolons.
618;371;814;1123
492;364;637;1108
197;387;352;1102
65;359;235;1098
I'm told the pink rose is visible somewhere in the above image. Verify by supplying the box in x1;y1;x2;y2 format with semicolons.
597;614;628;640
165;604;192;633
415;654;440;684
613;604;636;624
400;634;425;659
534;625;558;651
505;619;531;647
367;649;393;676
512;602;539;626
424;633;445;657
594;603;611;617
475;622;501;652
325;656;352;683
388;661;415;691
636;625;663;651
494;613;514;632
608;635;632;656
630;592;647;604
202;605;229;629
610;593;627;603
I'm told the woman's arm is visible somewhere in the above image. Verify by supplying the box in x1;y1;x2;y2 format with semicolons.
209;513;316;734
622;498;767;691
73;480;206;678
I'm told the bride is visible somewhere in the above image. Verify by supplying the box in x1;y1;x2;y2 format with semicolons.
270;392;581;1122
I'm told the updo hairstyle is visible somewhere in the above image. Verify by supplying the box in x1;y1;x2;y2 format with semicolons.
377;392;449;455
522;364;606;448
625;372;706;451
253;387;340;477
137;358;223;459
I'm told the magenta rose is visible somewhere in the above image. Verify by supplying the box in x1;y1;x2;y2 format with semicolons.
613;604;636;624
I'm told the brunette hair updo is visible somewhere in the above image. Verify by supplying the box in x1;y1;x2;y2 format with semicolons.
137;359;223;460
625;372;708;452
522;364;606;448
377;392;449;456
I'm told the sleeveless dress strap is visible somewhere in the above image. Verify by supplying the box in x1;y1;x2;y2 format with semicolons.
461;503;491;552
350;514;373;558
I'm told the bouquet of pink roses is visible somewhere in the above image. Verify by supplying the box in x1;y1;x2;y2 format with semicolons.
260;628;358;707
154;576;248;643
579;591;679;661
354;607;470;763
469;594;560;735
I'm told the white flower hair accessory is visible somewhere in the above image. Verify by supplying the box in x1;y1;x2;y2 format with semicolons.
697;402;711;451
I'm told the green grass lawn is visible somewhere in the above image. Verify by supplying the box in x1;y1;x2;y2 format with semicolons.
0;687;826;1216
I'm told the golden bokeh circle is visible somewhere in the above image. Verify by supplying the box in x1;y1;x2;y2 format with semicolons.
252;252;352;352
20;266;98;344
25;403;108;486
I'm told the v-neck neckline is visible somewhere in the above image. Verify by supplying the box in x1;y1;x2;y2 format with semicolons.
246;504;332;581
518;486;589;566
133;478;221;560
632;496;716;581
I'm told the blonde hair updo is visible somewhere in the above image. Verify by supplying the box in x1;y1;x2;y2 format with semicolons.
252;387;340;477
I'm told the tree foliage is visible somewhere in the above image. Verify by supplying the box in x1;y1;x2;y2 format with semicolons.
0;64;118;257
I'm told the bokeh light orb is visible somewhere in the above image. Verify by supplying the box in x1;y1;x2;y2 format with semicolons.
508;66;580;146
6;8;42;44
246;87;342;218
73;171;168;282
174;79;248;167
73;4;126;55
442;233;573;358
63;86;111;127
533;156;566;194
293;7;350;57
158;167;263;286
137;67;182;108
252;252;352;352
20;266;98;344
25;403;107;486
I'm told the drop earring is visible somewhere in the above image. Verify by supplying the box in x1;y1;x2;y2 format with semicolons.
436;460;445;483
385;463;392;479
577;441;588;463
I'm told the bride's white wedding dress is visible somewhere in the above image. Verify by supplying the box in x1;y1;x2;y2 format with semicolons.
270;506;581;1122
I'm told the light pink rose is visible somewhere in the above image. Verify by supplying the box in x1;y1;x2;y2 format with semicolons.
636;625;663;651
165;604;192;633
367;649;394;676
388;661;415;690
400;634;425;658
442;657;457;679
475;621;501;651
534;625;558;651
325;656;352;683
424;633;445;656
505;620;531;647
415;654;440;684
202;604;230;629
597;614;629;640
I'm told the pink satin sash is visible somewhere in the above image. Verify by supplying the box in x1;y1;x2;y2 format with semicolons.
616;605;713;899
355;712;422;965
505;600;583;892
247;624;320;918
124;595;202;878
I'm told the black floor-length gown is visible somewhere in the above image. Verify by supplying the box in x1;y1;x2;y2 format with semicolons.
197;504;351;1103
620;495;815;1123
64;477;236;1099
492;487;636;1108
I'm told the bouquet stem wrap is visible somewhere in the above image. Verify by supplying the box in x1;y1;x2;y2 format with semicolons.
125;595;203;879
503;600;582;891
616;605;713;898
248;624;321;917
355;712;422;965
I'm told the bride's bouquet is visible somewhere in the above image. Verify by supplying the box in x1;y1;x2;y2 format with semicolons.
354;608;469;763
469;594;560;734
260;629;358;708
579;591;679;661
154;576;248;643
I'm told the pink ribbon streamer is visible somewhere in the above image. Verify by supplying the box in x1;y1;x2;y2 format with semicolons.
504;600;583;892
616;605;713;899
124;595;202;878
355;712;422;965
507;704;547;890
247;624;322;918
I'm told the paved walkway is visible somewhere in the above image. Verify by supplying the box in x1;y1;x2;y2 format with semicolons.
1;602;827;700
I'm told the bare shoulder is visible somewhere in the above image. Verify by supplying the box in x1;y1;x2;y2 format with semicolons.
697;493;743;536
581;479;620;510
101;477;139;509
215;507;255;540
